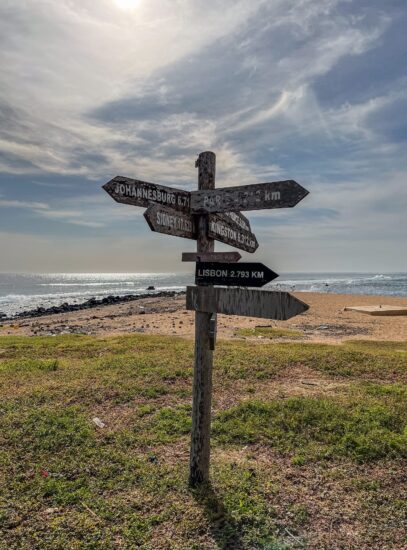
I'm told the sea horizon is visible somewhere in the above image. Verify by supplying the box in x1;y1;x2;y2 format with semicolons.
1;270;406;275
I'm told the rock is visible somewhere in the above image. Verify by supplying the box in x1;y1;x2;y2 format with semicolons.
92;417;106;428
147;285;155;291
7;290;185;320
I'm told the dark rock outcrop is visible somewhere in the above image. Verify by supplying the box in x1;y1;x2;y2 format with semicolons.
5;291;185;321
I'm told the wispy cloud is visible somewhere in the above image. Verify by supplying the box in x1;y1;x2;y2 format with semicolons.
0;0;406;270
0;194;125;228
0;199;48;210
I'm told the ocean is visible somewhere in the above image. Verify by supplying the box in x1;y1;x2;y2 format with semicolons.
0;272;406;318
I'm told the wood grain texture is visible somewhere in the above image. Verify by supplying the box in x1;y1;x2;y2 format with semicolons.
189;151;216;488
144;204;196;240
209;313;217;350
103;176;191;213
208;213;258;253
182;251;242;263
191;180;309;213
186;286;309;320
221;211;251;232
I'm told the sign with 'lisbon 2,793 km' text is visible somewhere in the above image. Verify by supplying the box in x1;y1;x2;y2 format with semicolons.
195;262;278;287
102;151;310;488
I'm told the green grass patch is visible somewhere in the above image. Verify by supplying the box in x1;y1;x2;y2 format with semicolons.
0;333;406;548
0;358;58;373
213;394;407;462
146;404;192;443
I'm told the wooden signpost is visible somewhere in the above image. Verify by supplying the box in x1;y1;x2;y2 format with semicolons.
208;213;258;253
103;175;191;213
182;251;242;263
144;204;196;240
195;262;278;287
102;151;309;488
191;180;308;213
189;152;216;487
222;211;251;232
187;286;309;320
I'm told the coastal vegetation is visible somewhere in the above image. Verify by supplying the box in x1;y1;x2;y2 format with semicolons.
0;334;406;548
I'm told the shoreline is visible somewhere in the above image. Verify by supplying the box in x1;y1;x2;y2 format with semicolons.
0;290;186;321
1;291;407;343
1;273;406;321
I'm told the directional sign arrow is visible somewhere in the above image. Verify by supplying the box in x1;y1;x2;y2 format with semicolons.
182;251;242;263
221;211;251;232
103;176;191;213
144;204;196;240
191;180;309;213
195;262;278;287
208;213;258;253
186;286;309;320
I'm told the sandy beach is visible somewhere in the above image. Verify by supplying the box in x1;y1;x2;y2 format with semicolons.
2;291;407;343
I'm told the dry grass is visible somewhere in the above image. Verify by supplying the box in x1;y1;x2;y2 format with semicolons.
0;334;406;549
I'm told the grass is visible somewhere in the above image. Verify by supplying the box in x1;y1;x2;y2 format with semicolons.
213;394;407;462
0;334;406;549
236;327;303;339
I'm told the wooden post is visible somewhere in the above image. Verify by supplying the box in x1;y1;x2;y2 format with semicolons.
189;151;216;487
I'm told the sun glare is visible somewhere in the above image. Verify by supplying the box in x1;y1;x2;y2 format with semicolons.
114;0;141;11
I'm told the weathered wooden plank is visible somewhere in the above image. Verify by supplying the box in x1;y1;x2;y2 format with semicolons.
191;180;309;213
195;262;278;287
208;213;258;253
103;176;191;213
182;251;242;263
189;151;216;488
186;286;309;320
143;204;196;240
209;313;217;350
221;211;251;232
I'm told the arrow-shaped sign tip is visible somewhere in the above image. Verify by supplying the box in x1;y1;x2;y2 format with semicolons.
102;177;116;191
295;295;309;314
102;175;128;191
293;180;310;201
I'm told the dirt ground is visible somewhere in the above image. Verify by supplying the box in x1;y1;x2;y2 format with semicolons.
2;292;407;343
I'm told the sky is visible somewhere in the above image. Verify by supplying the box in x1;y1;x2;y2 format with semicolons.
0;0;406;273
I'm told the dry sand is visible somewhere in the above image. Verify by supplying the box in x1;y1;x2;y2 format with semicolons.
1;292;407;343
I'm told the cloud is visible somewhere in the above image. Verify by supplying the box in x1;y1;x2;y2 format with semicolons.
0;199;48;210
0;192;139;229
0;0;392;180
0;0;406;271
